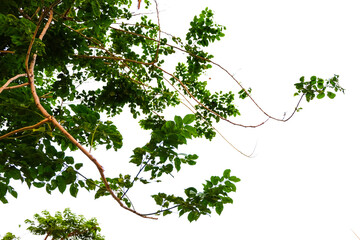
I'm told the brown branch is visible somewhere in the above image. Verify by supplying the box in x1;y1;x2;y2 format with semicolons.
31;7;41;20
74;54;267;128
0;73;27;94
19;8;156;219
111;27;305;123
44;232;50;240
153;0;161;63
0;50;15;54
0;118;51;140
18;8;31;20
4;82;30;90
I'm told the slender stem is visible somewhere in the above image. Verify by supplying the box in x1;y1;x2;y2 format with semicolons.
111;27;305;123
142;205;180;216
121;157;152;199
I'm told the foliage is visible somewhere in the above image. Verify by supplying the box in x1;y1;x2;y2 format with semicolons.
294;74;344;102
0;232;19;240
1;208;104;240
0;0;344;221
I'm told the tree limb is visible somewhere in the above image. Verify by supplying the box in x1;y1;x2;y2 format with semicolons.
0;118;51;140
0;73;27;94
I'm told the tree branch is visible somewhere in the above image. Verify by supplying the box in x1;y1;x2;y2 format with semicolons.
0;73;27;94
0;118;51;140
0;50;15;54
111;27;305;123
142;205;180;216
4;82;30;90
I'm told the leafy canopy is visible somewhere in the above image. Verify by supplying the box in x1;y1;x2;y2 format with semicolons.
0;0;344;221
1;208;104;240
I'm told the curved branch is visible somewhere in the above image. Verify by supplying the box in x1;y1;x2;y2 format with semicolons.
111;27;305;123
72;54;269;128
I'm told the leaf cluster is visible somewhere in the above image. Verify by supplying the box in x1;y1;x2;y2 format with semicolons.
294;74;344;102
151;169;240;222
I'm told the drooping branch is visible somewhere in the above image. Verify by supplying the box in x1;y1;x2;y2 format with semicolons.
73;54;269;128
111;27;305;122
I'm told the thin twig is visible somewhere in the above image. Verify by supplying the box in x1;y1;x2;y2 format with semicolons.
111;27;305;123
352;230;360;240
121;157;152;199
142;204;179;216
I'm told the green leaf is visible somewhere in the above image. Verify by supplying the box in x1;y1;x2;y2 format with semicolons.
187;211;199;222
0;183;8;198
86;179;96;190
229;176;241;182
8;187;18;198
327;91;336;99
184;125;197;137
185;187;197;197
210;176;219;185
33;182;45;188
183;114;196;124
70;183;79;197
174;157;181;172
317;92;325;99
215;202;224;215
75;163;83;170
174;115;183;128
0;197;8;204
90;0;101;17
56;176;66;193
223;169;231;178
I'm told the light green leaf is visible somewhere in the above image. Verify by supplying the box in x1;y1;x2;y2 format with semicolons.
183;114;196;124
327;91;336;99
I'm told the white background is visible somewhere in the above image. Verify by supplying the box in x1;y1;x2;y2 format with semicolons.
1;0;360;239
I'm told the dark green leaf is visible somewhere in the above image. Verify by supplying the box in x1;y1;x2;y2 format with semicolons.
75;163;83;170
56;176;66;193
70;183;79;197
